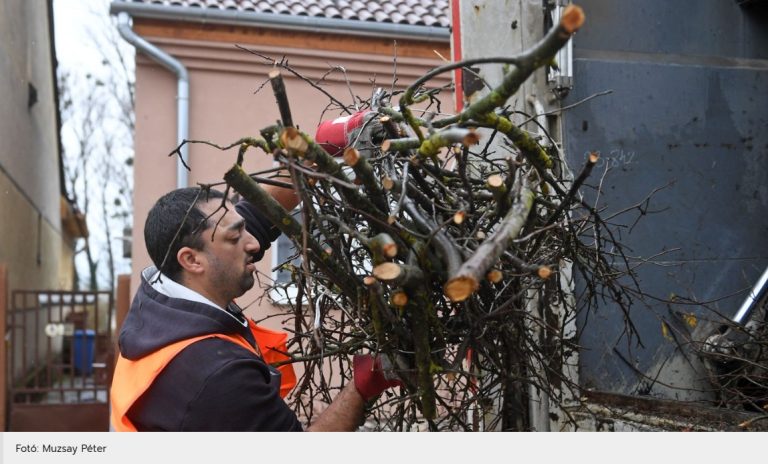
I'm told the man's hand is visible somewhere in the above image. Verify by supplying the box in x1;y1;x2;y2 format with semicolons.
353;354;404;401
315;111;387;157
304;355;403;431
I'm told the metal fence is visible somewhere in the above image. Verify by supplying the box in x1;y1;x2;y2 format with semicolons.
6;290;113;431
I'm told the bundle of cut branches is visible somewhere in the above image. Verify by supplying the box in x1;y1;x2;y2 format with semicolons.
203;4;640;431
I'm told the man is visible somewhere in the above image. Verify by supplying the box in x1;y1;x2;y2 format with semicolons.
111;171;398;431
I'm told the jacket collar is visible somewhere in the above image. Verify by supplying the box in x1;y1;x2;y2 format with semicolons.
142;267;247;327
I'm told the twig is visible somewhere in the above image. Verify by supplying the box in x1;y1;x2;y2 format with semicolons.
236;45;352;115
269;69;294;127
520;89;614;125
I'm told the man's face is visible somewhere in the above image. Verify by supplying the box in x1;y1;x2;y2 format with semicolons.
197;200;260;302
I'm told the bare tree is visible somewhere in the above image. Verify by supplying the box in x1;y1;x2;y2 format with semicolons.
57;3;134;292
60;70;104;290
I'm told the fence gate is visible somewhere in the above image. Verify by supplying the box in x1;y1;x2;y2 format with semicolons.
6;290;114;431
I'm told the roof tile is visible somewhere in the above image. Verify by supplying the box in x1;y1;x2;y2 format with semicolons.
114;0;450;28
372;10;389;23
306;4;323;16
389;11;405;24
324;6;342;19
382;3;398;15
356;9;373;22
273;2;289;14
412;5;427;16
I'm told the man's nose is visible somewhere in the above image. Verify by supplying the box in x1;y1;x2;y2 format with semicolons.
244;231;260;253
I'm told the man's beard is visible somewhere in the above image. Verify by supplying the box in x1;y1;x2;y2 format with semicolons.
209;254;256;301
237;271;255;296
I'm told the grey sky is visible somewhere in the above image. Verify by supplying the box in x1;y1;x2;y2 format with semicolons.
54;0;115;71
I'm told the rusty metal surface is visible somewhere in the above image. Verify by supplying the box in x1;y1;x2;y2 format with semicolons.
565;390;768;431
6;290;113;431
562;0;768;400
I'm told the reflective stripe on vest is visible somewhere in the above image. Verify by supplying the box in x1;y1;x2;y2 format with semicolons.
110;321;296;432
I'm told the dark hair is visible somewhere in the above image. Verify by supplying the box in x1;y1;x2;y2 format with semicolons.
144;187;226;281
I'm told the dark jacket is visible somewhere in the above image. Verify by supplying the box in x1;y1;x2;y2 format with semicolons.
119;270;303;431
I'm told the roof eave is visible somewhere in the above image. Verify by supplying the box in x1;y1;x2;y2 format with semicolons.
108;2;450;43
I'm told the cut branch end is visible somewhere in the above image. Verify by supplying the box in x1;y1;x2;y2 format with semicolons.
487;174;505;189
343;147;361;166
370;233;398;259
453;210;466;225
561;5;585;34
280;127;308;156
373;262;402;282
537;266;553;280
444;276;479;302
391;291;408;307
383;244;398;259
486;269;503;284
463;129;480;146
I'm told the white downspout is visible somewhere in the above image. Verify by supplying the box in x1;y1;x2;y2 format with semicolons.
116;12;189;189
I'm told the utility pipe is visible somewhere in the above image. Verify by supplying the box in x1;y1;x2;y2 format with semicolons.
733;265;768;325
525;96;553;432
116;12;189;189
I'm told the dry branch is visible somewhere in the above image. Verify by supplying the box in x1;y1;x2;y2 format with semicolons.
444;178;536;302
269;69;293;127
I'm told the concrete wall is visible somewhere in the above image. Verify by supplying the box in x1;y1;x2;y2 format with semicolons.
0;174;73;291
0;0;77;403
0;0;74;292
130;30;451;325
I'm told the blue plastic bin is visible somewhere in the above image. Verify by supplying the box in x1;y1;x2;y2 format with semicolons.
73;329;95;376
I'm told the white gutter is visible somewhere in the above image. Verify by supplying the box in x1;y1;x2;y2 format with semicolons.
109;2;450;43
115;12;189;189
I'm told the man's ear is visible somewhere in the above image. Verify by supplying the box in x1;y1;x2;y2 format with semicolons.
177;247;205;275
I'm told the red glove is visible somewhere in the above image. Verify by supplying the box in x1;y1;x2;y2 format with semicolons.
353;354;403;401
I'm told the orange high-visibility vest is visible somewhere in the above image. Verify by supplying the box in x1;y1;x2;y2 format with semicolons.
110;321;296;432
